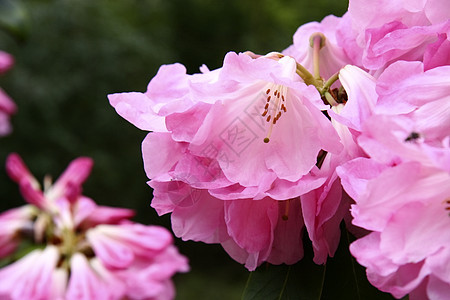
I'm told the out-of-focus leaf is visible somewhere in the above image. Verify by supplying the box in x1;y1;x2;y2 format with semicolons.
242;240;326;300
0;239;44;268
0;0;29;40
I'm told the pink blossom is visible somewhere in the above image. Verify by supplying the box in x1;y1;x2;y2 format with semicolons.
335;57;450;299
66;253;126;300
109;50;350;270
5;153;93;210
115;245;189;300
85;223;189;299
0;246;61;300
86;223;173;269
283;15;353;80
337;0;450;72
151;179;305;271
1;154;188;300
339;161;450;299
185;52;341;187
0;51;14;73
355;62;450;169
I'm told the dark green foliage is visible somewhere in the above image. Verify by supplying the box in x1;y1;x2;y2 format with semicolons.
243;228;402;300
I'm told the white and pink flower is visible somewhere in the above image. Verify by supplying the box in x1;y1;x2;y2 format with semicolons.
0;154;188;300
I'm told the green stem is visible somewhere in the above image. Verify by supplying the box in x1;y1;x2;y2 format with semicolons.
296;63;317;86
322;72;340;94
324;91;338;106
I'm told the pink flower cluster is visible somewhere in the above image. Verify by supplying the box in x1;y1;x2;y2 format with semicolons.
0;154;188;300
109;0;449;298
0;51;17;136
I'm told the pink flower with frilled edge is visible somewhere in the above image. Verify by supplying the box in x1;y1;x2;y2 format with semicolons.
335;58;450;299
109;50;350;270
338;161;450;299
337;0;450;72
0;51;16;137
108;62;219;133
111;51;342;193
168;52;342;190
283;15;353;80
356;61;450;170
150;179;304;271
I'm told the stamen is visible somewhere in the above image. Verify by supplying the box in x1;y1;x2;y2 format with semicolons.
261;84;288;143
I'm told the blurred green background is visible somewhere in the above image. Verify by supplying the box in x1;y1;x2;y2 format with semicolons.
0;0;348;298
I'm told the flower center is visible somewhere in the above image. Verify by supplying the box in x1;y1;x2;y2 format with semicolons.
261;84;288;143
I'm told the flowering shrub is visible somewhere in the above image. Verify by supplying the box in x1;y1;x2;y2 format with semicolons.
0;0;448;299
109;0;449;298
0;154;189;300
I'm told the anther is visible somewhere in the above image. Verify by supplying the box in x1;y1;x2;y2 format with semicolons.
261;84;288;143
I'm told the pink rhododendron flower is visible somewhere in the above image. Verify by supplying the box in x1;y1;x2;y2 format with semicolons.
150;179;305;271
0;50;16;136
334;40;450;299
284;15;353;80
109;49;351;270
0;154;188;300
338;0;450;72
182;52;342;187
338;161;450;299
